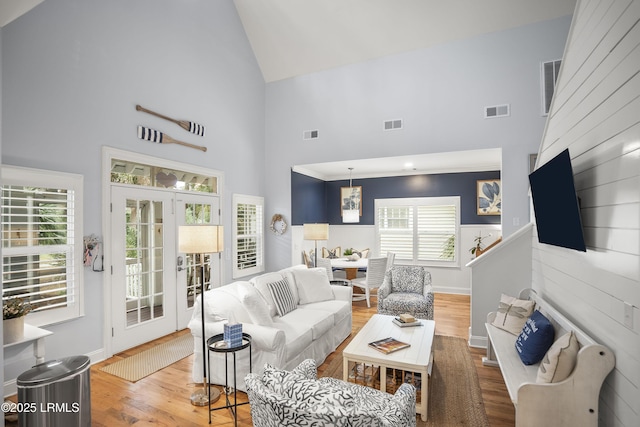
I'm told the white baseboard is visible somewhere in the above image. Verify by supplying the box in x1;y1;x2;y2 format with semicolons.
432;286;470;295
469;334;488;349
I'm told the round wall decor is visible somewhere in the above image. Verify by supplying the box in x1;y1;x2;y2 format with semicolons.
270;214;288;235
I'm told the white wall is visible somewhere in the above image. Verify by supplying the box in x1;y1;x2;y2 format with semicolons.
265;16;572;272
292;224;501;295
533;1;640;425
1;0;265;389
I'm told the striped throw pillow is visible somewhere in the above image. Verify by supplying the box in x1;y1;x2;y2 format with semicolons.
267;278;297;317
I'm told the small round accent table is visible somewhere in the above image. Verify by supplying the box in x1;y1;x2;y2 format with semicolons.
206;332;252;426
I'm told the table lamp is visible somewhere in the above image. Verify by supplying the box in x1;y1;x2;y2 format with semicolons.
179;224;224;406
303;223;328;267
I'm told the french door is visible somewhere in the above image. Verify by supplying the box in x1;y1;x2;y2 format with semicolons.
110;186;220;353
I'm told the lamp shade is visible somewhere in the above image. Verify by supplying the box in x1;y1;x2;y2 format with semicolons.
179;225;224;253
342;209;360;223
303;223;329;240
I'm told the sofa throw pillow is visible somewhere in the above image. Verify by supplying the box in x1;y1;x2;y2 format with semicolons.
515;310;555;365
267;278;297;317
251;272;290;317
537;331;580;383
237;282;273;326
491;294;535;335
292;268;335;305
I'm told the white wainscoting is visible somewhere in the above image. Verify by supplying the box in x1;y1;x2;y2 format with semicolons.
291;223;502;295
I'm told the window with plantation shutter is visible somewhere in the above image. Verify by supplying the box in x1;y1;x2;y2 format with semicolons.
232;194;264;278
375;197;460;267
2;165;84;326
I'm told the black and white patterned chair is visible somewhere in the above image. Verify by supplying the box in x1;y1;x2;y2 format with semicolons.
245;359;417;427
377;266;434;320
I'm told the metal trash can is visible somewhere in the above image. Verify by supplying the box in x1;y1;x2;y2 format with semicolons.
17;355;91;427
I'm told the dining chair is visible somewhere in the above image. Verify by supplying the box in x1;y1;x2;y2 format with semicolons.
386;252;396;271
316;258;350;287
351;257;387;308
302;250;314;268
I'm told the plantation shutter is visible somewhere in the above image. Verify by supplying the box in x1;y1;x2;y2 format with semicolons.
375;197;460;266
377;205;413;261
1;165;84;326
417;204;457;261
233;194;264;278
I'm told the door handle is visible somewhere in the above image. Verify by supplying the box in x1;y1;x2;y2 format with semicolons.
177;256;184;271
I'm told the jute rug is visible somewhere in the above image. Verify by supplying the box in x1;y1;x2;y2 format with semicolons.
322;335;489;426
100;334;193;382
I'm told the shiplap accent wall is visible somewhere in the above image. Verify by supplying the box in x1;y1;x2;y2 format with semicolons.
533;1;640;426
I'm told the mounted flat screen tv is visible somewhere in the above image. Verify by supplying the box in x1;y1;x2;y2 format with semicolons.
529;148;586;252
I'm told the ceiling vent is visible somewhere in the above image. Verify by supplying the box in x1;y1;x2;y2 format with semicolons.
303;129;319;140
484;104;510;119
383;119;403;131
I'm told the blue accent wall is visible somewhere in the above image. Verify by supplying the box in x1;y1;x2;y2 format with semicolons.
291;170;501;225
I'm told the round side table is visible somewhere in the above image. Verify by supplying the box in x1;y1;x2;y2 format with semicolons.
206;332;252;426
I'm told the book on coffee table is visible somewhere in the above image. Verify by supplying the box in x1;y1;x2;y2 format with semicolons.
368;337;410;354
392;318;422;328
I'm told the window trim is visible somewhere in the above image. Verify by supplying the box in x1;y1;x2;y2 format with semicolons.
375;196;461;268
232;194;265;279
2;164;84;326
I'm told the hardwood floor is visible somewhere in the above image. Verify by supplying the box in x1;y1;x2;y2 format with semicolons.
85;293;515;426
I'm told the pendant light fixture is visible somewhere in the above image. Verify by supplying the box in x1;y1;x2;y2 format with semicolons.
343;167;360;223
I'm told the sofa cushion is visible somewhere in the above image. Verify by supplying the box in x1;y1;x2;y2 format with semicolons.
202;282;252;324
491;293;535;335
237;282;273;326
278;308;335;341
515;310;555;365
251;272;288;317
293;268;335;304
537;331;580;383
300;299;351;325
267;278;297;317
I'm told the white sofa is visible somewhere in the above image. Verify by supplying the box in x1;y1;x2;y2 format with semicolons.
188;265;353;391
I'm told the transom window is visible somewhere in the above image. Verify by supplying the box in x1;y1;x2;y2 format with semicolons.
110;158;218;194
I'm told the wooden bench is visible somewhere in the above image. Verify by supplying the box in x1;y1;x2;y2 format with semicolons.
483;288;615;427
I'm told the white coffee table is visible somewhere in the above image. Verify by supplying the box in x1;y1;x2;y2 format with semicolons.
342;314;435;421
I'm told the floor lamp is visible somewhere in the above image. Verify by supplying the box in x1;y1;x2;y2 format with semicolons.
303;223;329;267
179;224;224;407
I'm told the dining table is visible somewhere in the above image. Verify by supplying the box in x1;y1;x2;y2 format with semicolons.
330;257;368;280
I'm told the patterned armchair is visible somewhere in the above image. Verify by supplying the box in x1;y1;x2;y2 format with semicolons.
377;266;434;320
245;359;416;427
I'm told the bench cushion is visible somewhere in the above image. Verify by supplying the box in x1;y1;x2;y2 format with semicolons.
515;310;555;365
537;331;580;383
492;293;535;335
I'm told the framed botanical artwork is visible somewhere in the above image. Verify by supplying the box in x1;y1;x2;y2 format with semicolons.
341;186;362;216
477;179;501;215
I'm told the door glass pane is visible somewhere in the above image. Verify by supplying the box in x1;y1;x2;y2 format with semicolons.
125;198;165;327
184;203;212;309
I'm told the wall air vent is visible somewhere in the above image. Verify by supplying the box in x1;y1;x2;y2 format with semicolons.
303;130;319;140
484;104;510;119
383;119;403;131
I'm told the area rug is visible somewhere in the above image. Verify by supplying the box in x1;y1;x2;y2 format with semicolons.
321;335;489;426
100;334;193;382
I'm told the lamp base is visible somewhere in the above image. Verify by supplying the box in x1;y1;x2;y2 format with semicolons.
190;385;220;406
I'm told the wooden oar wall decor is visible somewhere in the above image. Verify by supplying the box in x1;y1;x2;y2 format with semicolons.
136;105;205;136
137;126;207;152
